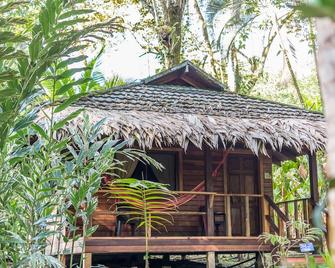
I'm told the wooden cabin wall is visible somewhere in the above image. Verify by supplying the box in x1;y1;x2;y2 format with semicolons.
262;154;273;199
166;147;225;236
169;147;206;236
91;147;272;237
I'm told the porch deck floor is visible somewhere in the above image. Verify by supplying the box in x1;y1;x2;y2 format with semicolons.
85;236;272;253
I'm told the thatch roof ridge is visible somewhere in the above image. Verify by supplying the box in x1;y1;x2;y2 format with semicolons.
75;84;323;120
222;90;323;119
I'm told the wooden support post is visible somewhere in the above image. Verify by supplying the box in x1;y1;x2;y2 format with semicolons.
207;251;215;268
83;253;92;268
284;203;289;218
263;197;270;233
245;196;250;236
226;196;232;236
60;255;66;267
178;150;184;191
309;153;319;206
255;252;264;268
205;148;214;236
223;150;231;236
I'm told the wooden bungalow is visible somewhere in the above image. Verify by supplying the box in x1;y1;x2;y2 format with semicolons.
54;61;326;267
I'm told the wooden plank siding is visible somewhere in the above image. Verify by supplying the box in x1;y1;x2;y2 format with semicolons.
90;147;271;239
263;153;274;198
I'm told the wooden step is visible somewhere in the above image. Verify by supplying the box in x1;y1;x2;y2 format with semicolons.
286;255;324;267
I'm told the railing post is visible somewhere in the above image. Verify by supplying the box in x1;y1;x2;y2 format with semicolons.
226;195;232;236
263;196;270;233
245;196;250;237
278;215;284;237
303;199;308;223
284;203;289;218
205;148;214;236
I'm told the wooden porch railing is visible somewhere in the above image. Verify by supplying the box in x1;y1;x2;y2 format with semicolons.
264;194;289;236
276;197;311;225
95;190;263;237
264;195;317;239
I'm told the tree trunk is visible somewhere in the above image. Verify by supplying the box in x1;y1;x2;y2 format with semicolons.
316;17;335;264
163;1;186;69
192;0;218;77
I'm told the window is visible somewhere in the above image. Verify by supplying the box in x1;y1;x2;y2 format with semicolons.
131;152;177;190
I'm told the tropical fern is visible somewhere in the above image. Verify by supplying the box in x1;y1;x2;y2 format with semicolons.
107;178;177;268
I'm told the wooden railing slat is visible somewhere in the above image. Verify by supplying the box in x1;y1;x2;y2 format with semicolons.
264;195;289;223
245;196;250;237
226;196;232;236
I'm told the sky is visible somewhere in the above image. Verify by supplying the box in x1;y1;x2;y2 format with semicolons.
99;32;160;82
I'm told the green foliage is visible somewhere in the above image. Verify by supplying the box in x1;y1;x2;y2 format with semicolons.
259;221;323;266
107;178;177;268
299;0;335;21
272;153;327;204
0;0;125;267
0;0;121;151
252;72;322;112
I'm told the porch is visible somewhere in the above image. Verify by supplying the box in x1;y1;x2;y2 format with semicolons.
53;147;320;268
86;146;319;254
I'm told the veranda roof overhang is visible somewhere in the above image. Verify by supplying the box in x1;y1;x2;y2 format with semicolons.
45;107;326;160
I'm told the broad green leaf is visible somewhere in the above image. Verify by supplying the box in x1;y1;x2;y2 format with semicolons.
0;31;29;44
0;17;27;25
0;71;18;81
31;123;49;140
29;31;42;61
63;45;87;56
13;112;38;132
56;18;88;29
55;78;91;96
57;67;89;80
57;55;88;69
39;7;50;37
52;108;83;130
54;93;86;113
0;1;29;13
59;9;94;20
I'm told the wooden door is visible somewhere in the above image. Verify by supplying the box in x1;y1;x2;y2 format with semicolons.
228;154;260;236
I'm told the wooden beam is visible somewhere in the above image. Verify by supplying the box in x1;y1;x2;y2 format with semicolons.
178;150;184;191
309;153;319;206
259;155;266;233
83;253;92;268
205;148;215;236
245;196;251;237
85;236;272;253
223;151;232;236
207;252;215;268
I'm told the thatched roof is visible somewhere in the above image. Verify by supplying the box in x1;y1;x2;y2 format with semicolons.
50;61;326;157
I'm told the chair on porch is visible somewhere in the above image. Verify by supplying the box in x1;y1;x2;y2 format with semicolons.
199;206;226;236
